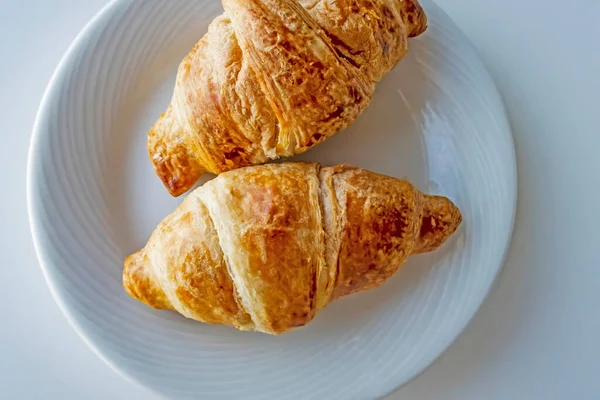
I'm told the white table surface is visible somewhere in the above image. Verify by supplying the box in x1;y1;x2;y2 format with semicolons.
3;0;599;398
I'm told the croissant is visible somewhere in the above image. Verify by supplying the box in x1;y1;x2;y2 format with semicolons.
149;0;427;196
124;163;461;334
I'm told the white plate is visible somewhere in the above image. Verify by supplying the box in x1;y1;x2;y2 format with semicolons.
27;0;516;398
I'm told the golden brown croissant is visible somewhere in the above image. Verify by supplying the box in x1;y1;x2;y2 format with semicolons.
149;0;427;196
124;163;461;334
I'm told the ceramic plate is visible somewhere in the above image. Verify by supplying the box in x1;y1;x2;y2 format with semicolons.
28;0;516;398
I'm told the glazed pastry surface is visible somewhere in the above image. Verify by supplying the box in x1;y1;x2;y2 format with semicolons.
124;163;461;334
148;0;427;195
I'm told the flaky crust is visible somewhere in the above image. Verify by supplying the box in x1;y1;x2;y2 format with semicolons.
124;163;461;334
148;0;427;196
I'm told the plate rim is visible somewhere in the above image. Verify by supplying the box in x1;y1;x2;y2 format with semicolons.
26;0;518;397
26;0;161;397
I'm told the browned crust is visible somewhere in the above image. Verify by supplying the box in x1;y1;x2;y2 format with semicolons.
124;162;461;334
149;0;427;196
123;193;254;330
147;106;204;196
414;194;462;254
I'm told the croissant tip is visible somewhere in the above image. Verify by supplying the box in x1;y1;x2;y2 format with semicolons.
123;250;173;310
165;178;192;197
149;155;205;197
414;194;462;254
405;0;428;38
147;104;205;197
123;252;143;301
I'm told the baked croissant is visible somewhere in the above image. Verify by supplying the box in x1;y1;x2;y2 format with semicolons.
149;0;427;196
124;163;461;334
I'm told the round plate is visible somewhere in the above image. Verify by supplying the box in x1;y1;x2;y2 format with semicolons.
27;0;516;398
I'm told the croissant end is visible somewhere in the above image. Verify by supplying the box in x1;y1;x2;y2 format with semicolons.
414;194;462;254
147;106;204;197
402;0;428;37
123;250;172;310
